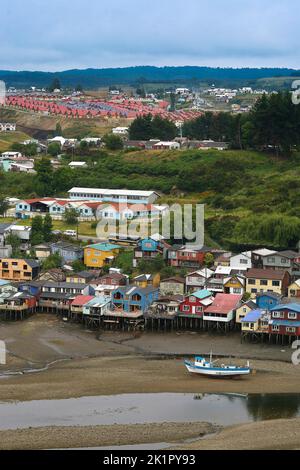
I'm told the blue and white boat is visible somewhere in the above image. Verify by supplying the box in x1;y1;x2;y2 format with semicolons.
184;353;251;378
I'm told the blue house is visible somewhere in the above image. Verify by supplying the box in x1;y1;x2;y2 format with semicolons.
256;292;282;311
112;285;159;313
18;281;42;297
133;237;167;268
50;242;84;264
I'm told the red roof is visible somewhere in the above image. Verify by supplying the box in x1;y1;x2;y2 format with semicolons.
204;294;242;314
71;295;94;306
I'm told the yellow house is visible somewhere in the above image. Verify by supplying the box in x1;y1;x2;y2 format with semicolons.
0;258;40;281
288;279;300;298
245;269;290;298
223;275;245;295
84;243;121;269
236;300;257;324
133;273;161;289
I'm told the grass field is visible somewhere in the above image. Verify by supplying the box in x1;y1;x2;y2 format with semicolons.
0;131;30;152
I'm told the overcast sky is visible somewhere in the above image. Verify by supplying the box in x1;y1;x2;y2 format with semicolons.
0;0;298;71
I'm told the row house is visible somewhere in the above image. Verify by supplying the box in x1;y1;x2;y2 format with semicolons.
50;242;84;264
260;250;300;279
66;270;100;284
0;258;40;281
236;300;257;325
82;296;111;328
92;272;128;297
256;292;282;310
245;269;290;298
159;277;185;296
133;273;160;289
144;295;184;331
179;290;214;318
41;282;95;296
84;243;121;269
70;295;95;321
230;251;252;272
0;291;37;320
38;292;74;314
241;309;270;335
133;237;169;268
269;303;300;338
203;293;243;331
223;275;245;295
167;246;206;269
111;286;159;314
185;269;214;293
288;279;300;298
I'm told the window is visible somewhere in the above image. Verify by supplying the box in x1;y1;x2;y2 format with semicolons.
281;258;288;264
267;257;275;263
196;307;203;313
290;290;296;297
183;305;190;312
272;280;280;287
240;259;248;264
288;312;297;320
272;312;284;319
233;288;241;294
260;280;268;286
251;289;257;293
286;327;296;333
248;279;255;285
272;325;279;332
190;296;196;303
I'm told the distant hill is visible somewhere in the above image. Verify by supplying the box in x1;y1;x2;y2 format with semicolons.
1;66;299;89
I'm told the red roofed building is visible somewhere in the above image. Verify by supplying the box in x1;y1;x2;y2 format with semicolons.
203;293;243;331
70;295;95;320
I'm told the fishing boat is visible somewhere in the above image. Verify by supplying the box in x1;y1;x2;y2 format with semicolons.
184;353;251;378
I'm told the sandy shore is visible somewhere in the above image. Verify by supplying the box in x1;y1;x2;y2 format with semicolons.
0;355;300;401
0;422;218;450
177;417;300;450
0;315;300;450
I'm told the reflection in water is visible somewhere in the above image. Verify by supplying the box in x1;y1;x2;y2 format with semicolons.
246;394;300;421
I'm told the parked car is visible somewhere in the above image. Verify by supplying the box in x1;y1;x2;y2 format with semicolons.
52;230;62;235
64;230;77;237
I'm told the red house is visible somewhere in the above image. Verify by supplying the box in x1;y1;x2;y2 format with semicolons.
179;289;213;317
269;303;300;337
167;246;206;269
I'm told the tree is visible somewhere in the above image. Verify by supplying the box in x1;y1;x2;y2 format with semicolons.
49;78;61;92
54;123;63;137
204;253;214;268
170;92;176;112
103;134;124;150
31;216;44;245
0;197;9;216
5;233;21;257
43;252;63;270
43;214;53;242
63;208;78;226
129;114;178;141
72;259;86;272
48;142;61;157
34;157;54;196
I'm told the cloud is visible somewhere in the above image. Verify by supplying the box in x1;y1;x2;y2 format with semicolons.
0;0;299;70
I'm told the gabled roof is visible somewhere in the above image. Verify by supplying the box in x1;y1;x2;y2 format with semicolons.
246;269;288;280
252;248;277;257
85;242;121;251
239;300;257;310
161;277;185;284
72;295;95;306
270;303;300;313
114;285;158;296
277;250;299;259
242;309;264;323
190;289;212;300
205;294;242;314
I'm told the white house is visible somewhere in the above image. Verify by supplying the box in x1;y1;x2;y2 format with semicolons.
153;141;180;150
230;251;252;271
0;123;16;132
68;188;160;205
112;127;129;135
1;151;22;159
68;162;87;169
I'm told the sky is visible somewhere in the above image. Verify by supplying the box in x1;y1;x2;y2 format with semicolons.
0;0;299;71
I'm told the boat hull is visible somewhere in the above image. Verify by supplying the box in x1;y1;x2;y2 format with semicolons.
185;361;251;378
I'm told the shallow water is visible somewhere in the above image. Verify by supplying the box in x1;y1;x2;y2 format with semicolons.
0;393;299;431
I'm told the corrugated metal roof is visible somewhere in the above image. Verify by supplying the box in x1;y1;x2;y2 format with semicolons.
242;309;263;322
